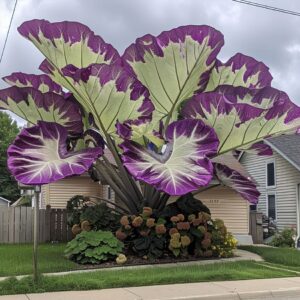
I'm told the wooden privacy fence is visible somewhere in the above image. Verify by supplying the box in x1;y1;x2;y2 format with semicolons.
0;206;73;244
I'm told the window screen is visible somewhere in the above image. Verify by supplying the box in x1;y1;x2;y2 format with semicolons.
268;194;276;220
267;162;275;186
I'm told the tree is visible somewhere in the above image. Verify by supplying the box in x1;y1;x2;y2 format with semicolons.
0;112;19;201
1;20;300;213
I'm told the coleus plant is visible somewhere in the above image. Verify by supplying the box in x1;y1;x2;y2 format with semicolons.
1;19;300;214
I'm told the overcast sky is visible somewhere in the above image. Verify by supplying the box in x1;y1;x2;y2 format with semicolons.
1;0;300;126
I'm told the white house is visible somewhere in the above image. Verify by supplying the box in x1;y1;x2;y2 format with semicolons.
0;196;11;207
240;134;300;242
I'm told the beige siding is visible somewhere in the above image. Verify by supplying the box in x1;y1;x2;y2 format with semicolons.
195;186;249;235
241;151;300;231
42;176;103;209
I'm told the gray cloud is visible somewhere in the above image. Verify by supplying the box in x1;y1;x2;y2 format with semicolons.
1;0;300;125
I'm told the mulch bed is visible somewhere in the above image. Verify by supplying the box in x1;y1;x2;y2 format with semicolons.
76;254;230;270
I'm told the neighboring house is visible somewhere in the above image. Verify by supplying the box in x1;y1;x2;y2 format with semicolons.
41;174;112;209
0;196;11;207
195;153;252;244
240;134;300;240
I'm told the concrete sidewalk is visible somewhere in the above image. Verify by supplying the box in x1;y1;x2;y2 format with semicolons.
1;277;300;300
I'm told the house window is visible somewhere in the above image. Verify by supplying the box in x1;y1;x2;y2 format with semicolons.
266;161;275;187
108;186;112;199
267;194;276;220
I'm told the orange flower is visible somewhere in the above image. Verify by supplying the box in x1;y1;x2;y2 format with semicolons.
71;224;81;236
169;228;179;236
124;224;132;231
177;222;190;231
140;229;150;237
155;224;167;235
204;232;212;240
192;218;202;226
132;216;143;227
81;220;91;232
201;238;211;249
120;215;130;226
177;214;185;221
116;230;127;241
170;216;180;223
142;207;153;217
146;218;155;228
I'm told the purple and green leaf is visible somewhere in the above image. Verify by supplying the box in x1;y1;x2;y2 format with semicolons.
121;119;219;195
182;86;300;154
18;19;120;97
123;25;224;122
8;121;102;185
3;72;63;94
205;53;273;92
61;63;154;136
214;162;260;203
0;87;83;136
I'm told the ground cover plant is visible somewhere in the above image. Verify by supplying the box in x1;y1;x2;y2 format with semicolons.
1;20;300;217
65;230;123;264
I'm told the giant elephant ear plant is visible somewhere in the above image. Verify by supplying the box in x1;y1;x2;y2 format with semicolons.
1;20;300;214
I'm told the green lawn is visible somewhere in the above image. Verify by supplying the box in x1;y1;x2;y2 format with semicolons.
0;261;296;295
0;243;299;295
240;246;300;270
0;243;79;276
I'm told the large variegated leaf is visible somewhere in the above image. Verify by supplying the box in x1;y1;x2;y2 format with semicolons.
116;115;164;148
8;121;102;185
61;63;154;135
121;119;219;195
182;86;300;154
18;20;120;98
0;86;83;136
239;141;273;156
122;25;224;122
3;72;63;94
214;163;260;203
205;53;273;92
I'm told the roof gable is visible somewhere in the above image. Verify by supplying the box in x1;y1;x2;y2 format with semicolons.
265;134;300;172
0;197;11;203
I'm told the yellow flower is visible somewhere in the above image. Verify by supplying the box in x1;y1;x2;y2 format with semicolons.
116;254;127;265
181;235;191;247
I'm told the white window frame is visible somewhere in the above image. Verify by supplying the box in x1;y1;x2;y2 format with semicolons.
266;191;277;220
266;159;276;188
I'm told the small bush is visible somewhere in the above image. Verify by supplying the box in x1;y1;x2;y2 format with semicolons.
65;230;123;264
67;195;120;234
270;227;296;248
115;195;237;260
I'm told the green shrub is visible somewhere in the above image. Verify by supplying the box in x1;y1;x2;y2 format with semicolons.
65;231;123;264
115;198;237;260
67;195;120;233
270;228;296;248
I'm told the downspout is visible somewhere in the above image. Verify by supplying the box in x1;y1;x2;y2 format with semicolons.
296;184;300;249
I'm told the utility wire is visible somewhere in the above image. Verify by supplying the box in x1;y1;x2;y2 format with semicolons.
232;0;300;17
0;0;18;65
